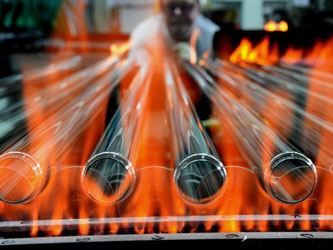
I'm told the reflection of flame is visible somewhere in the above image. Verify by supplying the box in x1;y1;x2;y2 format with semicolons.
278;21;289;32
264;21;277;32
264;21;289;32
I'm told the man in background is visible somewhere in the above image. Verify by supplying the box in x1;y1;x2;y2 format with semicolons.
159;0;219;61
129;0;219;62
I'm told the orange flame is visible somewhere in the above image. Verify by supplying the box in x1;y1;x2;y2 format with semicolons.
278;21;289;32
265;21;278;32
264;21;289;32
230;36;279;65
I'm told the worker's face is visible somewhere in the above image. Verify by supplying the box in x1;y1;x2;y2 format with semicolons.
161;0;200;42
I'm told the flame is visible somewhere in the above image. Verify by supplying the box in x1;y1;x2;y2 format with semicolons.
230;36;279;65
265;21;277;32
264;21;289;32
278;21;289;32
282;46;304;64
230;35;333;67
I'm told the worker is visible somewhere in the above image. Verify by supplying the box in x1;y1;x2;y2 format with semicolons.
129;0;219;63
160;0;219;60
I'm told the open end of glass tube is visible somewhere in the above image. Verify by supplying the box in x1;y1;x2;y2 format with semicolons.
82;152;136;205
0;152;43;204
266;152;317;204
175;153;227;205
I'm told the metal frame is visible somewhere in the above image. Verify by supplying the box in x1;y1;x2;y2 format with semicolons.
0;215;333;245
0;232;333;246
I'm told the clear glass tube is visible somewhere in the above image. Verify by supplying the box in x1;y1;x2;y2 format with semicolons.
184;62;317;204
82;62;151;205
164;61;227;205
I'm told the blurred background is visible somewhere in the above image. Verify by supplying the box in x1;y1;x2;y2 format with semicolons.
2;0;332;33
1;0;333;43
1;0;332;67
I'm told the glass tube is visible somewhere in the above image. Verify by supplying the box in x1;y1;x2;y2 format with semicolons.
164;61;227;205
82;62;151;205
